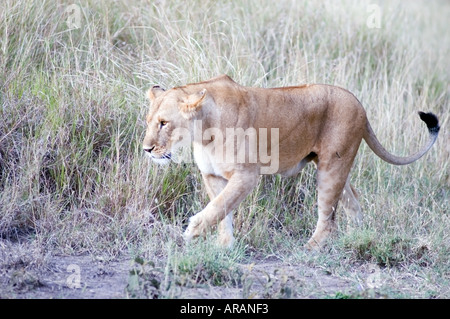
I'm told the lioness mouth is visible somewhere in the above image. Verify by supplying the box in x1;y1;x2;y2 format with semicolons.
149;152;172;165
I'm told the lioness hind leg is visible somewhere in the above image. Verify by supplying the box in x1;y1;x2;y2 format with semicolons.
341;177;363;230
305;161;350;251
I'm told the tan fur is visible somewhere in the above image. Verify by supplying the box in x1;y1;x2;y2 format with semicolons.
143;75;438;250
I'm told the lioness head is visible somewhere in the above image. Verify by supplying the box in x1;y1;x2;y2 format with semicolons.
143;85;207;164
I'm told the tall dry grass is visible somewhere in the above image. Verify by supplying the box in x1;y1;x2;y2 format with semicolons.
0;0;448;297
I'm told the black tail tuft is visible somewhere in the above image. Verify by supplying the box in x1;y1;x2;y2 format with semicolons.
418;112;440;134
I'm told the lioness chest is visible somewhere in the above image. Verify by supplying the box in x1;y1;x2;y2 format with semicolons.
192;142;222;176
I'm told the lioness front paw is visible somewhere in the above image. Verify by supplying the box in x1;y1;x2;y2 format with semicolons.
183;213;206;242
304;238;322;252
217;232;235;249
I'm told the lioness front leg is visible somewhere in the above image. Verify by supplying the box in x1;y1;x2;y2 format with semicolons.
201;173;235;248
184;171;259;246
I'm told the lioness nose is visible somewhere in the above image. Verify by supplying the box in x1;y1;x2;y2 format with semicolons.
144;146;155;153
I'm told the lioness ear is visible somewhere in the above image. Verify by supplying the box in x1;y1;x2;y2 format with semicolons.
147;85;166;101
179;89;207;119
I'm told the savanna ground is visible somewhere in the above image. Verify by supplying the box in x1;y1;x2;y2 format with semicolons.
0;0;449;299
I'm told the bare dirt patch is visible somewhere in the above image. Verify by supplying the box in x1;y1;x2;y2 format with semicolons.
1;241;359;299
0;245;131;298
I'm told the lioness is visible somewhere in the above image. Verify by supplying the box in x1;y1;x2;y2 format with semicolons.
143;75;440;250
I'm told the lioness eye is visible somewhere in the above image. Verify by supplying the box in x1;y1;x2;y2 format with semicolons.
160;120;168;128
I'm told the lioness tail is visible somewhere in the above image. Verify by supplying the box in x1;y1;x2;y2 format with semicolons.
363;112;440;165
